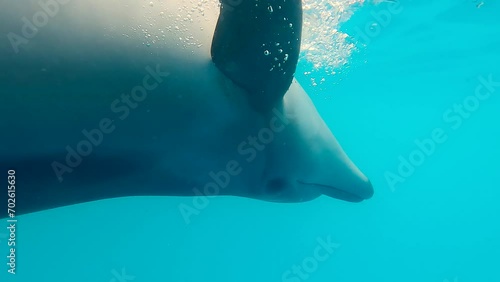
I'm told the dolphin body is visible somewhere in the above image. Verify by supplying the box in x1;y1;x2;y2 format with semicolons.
0;0;373;216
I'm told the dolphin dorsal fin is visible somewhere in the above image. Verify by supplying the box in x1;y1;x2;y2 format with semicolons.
211;0;302;112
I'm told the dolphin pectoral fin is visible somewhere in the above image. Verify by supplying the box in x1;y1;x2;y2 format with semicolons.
211;0;302;112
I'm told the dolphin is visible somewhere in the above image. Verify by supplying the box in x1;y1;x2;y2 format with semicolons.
0;0;373;216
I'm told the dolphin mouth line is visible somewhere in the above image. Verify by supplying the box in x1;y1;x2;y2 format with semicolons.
297;180;365;202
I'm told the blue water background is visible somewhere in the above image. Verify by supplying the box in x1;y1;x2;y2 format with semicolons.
2;0;499;281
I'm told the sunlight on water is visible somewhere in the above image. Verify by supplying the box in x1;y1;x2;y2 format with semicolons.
301;0;364;78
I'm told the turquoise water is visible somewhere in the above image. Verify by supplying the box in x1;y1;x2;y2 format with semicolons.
2;0;499;281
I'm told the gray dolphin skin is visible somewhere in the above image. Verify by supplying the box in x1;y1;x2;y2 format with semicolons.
211;0;302;111
0;0;373;216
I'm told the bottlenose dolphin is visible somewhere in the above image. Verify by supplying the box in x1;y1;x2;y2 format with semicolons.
0;0;373;216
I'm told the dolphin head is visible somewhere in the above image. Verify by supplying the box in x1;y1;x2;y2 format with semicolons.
208;0;372;204
252;80;374;203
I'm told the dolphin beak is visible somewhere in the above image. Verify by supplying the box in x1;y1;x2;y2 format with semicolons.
297;131;375;203
282;80;375;203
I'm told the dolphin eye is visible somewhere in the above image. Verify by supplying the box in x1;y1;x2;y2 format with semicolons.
266;178;288;194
